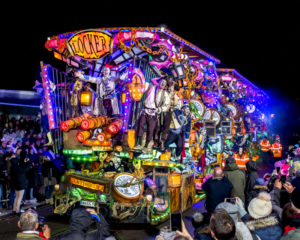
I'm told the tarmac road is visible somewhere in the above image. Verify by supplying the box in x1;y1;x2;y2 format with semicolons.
0;200;205;240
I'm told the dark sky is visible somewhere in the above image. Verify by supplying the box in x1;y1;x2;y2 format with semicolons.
2;3;299;133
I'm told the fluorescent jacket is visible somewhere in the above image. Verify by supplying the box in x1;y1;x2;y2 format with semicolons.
260;140;271;152
270;143;282;158
233;152;249;170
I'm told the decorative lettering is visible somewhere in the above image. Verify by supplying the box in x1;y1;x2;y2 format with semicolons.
68;30;112;60
70;177;104;191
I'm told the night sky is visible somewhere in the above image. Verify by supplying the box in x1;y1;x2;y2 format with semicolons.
2;3;300;136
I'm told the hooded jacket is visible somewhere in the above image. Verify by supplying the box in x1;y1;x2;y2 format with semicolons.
245;214;282;240
56;208;110;240
245;161;259;194
223;162;246;203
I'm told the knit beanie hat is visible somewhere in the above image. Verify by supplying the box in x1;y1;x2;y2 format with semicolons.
291;188;300;209
216;202;239;223
226;156;236;164
248;192;272;219
255;178;265;186
192;212;204;229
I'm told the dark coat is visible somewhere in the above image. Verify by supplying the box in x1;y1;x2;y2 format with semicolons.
0;157;7;184
244;214;282;240
27;154;39;188
291;177;300;189
245;161;259;198
246;185;268;208
56;208;110;240
202;176;233;214
283;213;300;234
223;162;246;203
10;158;31;190
194;225;213;240
42;160;59;186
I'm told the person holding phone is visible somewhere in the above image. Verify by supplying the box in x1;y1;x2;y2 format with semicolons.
17;209;51;240
176;209;236;240
56;207;111;240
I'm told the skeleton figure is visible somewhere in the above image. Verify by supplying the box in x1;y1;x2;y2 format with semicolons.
164;105;192;161
153;78;172;151
76;67;128;116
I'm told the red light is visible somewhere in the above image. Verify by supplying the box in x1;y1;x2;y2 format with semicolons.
108;125;117;134
81;119;90;130
61;121;68;131
76;132;84;142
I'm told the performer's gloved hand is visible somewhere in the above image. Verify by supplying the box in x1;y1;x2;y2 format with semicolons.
86;208;100;222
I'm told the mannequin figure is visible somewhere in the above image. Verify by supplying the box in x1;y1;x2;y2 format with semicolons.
153;78;172;151
76;67;128;117
164;104;191;161
133;77;167;153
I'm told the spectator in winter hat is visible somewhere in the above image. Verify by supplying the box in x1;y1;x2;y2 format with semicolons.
246;178;268;208
243;192;282;240
280;188;300;238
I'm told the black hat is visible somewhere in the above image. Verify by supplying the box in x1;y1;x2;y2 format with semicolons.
226;156;236;164
291;188;300;209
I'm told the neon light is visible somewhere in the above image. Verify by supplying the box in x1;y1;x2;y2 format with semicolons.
63;149;93;155
40;62;56;129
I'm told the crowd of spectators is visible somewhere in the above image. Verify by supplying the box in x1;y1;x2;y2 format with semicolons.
1;113;300;239
156;140;300;240
0;114;65;216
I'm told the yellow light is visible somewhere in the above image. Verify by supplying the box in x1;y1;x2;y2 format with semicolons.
80;91;92;106
122;93;126;103
168;174;181;187
54;52;62;60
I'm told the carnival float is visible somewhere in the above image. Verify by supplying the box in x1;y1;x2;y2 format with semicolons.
38;27;269;224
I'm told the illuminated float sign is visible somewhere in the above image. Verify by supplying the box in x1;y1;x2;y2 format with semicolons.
70;177;105;191
67;30;113;60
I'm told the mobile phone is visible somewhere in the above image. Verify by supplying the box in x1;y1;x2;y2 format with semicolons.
280;175;287;184
225;198;237;204
276;167;280;174
38;217;45;227
170;212;182;232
